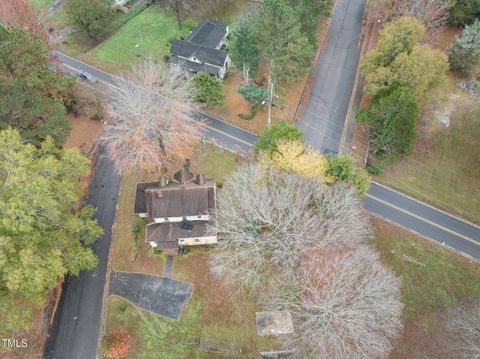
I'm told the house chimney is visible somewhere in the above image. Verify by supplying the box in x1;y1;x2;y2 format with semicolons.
174;159;194;184
160;176;168;187
196;173;205;185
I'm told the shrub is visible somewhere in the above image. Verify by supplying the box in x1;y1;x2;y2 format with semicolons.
326;156;371;196
91;112;102;121
131;223;141;234
237;84;269;119
367;164;383;175
118;302;128;313
254;120;303;156
193;72;224;107
449;20;480;75
449;0;480;26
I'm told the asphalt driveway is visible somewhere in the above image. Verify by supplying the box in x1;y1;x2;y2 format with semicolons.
110;271;193;320
44;149;121;359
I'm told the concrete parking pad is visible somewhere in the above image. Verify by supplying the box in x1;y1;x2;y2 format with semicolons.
109;271;192;320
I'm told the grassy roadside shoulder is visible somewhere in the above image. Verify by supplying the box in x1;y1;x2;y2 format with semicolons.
372;99;480;224
371;217;480;358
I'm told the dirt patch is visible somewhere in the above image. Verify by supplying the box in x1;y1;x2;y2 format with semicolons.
64;114;103;154
206;14;329;135
174;252;235;322
427;24;461;52
207;64;310;134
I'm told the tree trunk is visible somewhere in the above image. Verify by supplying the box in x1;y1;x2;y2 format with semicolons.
242;62;250;83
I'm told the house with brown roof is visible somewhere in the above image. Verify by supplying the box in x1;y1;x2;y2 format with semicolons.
134;160;217;255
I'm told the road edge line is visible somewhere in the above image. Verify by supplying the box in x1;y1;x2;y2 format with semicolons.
371;181;480;230
339;1;369;154
96;174;124;359
364;209;479;264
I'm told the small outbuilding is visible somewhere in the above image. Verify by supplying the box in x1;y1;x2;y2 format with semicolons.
256;311;294;336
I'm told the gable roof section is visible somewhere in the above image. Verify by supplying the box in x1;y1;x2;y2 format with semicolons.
145;180;216;220
170;39;227;67
146;220;213;249
187;19;228;48
170;56;221;76
134;182;160;214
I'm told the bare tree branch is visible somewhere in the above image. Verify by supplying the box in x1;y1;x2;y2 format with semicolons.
446;304;480;359
99;59;204;174
407;0;450;29
210;164;371;289
266;246;404;359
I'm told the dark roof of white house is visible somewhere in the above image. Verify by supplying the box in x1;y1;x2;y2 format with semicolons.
169;19;229;76
187;19;228;48
170;39;227;67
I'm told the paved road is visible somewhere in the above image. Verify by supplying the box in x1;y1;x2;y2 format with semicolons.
54;50;480;260
44;148;121;359
47;48;480;358
296;0;366;154
53;51;256;154
366;182;480;259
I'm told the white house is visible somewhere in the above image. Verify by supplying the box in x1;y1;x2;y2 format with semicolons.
169;19;230;80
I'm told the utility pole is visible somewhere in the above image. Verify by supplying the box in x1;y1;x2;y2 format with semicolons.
266;60;274;127
174;0;182;30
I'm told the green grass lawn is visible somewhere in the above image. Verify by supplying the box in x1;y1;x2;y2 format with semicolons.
103;296;204;359
373;100;480;223
189;144;243;187
372;218;480;358
92;5;193;71
33;0;54;12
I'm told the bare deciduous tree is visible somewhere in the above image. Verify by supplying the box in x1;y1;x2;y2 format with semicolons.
210;164;370;288
446;304;480;359
368;0;450;29
163;0;233;29
0;0;48;43
267;246;404;359
99;59;203;174
407;0;450;29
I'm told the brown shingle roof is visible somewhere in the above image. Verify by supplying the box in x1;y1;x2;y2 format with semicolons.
146;221;212;249
145;181;215;221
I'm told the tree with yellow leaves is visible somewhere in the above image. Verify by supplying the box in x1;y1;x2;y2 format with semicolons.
260;139;371;195
260;139;331;181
